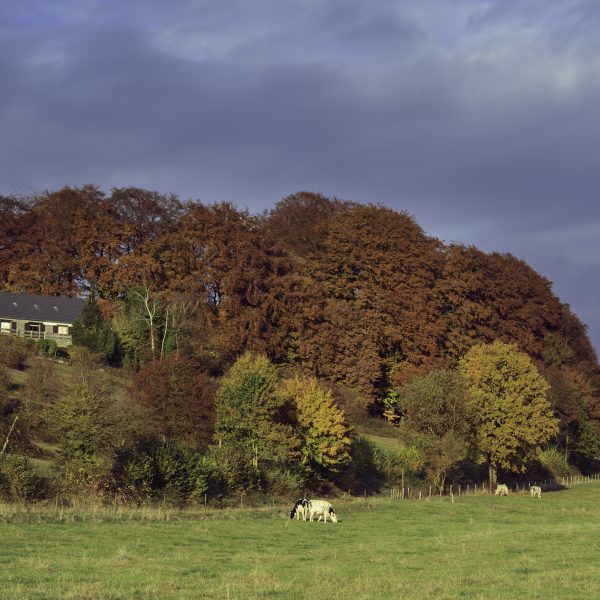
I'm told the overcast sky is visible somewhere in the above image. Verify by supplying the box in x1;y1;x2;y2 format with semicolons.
1;1;599;353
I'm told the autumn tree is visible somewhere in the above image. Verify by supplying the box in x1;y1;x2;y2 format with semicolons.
281;204;445;399
458;341;559;484
544;365;600;463
128;354;216;450
266;191;353;255
3;186;107;296
279;375;351;474
215;353;297;470
0;196;28;289
438;245;564;362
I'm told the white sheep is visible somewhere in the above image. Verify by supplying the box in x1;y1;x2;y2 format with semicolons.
495;484;509;496
530;485;542;499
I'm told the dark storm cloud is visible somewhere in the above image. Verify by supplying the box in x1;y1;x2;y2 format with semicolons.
1;0;599;351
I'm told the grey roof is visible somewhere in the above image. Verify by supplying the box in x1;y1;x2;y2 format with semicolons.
0;291;85;324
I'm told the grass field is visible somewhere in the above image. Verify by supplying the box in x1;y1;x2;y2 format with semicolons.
1;484;600;599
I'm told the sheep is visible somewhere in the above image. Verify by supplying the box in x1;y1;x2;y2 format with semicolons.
495;483;509;496
289;498;309;520
307;499;338;523
530;485;542;499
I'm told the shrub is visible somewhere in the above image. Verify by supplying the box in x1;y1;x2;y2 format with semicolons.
0;364;9;402
36;339;57;358
0;337;29;369
537;447;570;478
0;453;37;501
60;453;115;498
262;467;306;496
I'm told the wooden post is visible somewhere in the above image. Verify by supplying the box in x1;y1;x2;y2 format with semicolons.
429;486;432;498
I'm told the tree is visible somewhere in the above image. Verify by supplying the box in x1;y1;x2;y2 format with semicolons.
280;204;445;398
544;366;600;463
128;355;215;450
279;375;351;474
215;353;297;470
73;288;117;362
458;341;559;484
112;286;163;366
387;369;469;489
48;351;150;493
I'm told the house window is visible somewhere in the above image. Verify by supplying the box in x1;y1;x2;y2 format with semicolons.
58;325;69;336
0;321;11;331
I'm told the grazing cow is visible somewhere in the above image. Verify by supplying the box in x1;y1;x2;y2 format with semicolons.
530;485;542;499
289;498;309;520
495;484;509;496
307;499;338;523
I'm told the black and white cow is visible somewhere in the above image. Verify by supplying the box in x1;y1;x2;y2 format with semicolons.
307;499;338;523
289;498;309;520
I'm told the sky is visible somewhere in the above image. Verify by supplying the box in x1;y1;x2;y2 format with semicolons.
1;0;599;353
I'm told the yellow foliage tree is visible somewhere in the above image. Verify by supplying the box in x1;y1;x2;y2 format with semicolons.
280;376;351;474
458;341;558;484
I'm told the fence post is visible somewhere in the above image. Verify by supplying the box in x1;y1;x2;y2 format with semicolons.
429;486;432;498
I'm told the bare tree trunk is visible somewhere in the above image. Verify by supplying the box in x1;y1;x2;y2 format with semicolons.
488;463;497;486
0;414;19;456
160;306;169;359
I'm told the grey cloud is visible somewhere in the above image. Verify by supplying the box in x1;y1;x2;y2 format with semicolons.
1;0;599;351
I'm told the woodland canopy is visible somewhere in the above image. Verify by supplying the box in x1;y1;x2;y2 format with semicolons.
1;186;599;502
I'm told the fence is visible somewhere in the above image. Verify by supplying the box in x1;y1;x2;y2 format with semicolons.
388;473;600;501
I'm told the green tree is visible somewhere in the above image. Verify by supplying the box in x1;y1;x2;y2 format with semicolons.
385;369;468;490
49;352;150;493
215;353;297;470
73;288;117;362
279;375;351;474
458;341;559;484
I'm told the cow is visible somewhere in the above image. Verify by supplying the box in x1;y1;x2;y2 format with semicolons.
307;499;338;523
495;484;509;496
289;498;309;520
530;485;542;499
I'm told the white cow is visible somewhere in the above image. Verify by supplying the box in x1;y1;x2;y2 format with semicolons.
530;485;542;499
289;498;309;520
307;499;338;523
495;484;509;496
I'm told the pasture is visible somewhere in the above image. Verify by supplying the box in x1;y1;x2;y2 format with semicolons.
1;484;600;599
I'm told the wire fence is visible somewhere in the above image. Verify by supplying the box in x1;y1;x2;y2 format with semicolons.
387;473;600;501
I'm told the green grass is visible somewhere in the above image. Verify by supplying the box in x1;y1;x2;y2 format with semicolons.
1;483;600;599
360;433;404;453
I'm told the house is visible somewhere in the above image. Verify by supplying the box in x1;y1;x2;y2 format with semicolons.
0;291;85;348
